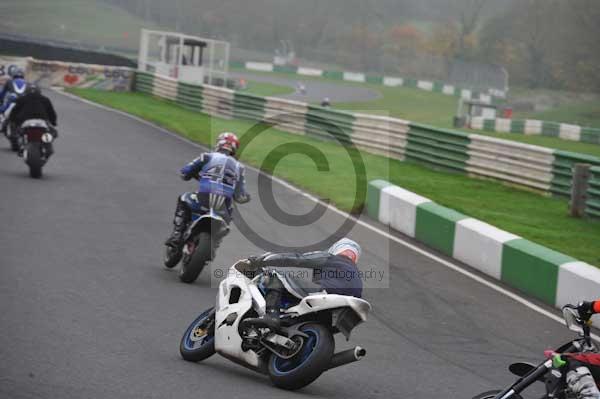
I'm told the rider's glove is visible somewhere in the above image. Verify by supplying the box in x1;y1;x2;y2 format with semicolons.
246;252;273;269
180;173;192;181
577;301;596;321
246;256;262;270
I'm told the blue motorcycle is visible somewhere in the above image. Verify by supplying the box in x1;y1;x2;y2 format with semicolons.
164;176;234;283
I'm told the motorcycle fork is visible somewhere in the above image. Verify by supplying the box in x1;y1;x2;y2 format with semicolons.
497;360;552;398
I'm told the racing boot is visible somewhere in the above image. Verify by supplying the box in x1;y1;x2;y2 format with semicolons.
165;199;191;251
241;276;283;331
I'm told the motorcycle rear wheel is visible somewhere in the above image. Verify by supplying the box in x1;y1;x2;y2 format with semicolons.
268;323;334;390
178;232;215;283
26;143;43;179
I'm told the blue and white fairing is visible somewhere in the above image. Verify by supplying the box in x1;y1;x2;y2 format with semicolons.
0;79;27;113
181;152;246;200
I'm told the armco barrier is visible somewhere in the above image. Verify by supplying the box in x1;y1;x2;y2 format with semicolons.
238;61;503;104
586;166;600;218
367;180;600;321
469;116;600;145
551;152;600;197
134;72;600;199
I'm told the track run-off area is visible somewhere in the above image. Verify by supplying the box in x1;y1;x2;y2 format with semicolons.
0;90;578;398
231;71;381;103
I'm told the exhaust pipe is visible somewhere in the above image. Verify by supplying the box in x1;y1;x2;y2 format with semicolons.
328;346;366;370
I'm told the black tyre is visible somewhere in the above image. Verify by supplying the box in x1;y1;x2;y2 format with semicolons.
163;245;182;269
180;308;216;362
26;144;43;179
178;232;214;283
7;124;19;151
268;323;334;391
472;390;522;399
9;137;19;152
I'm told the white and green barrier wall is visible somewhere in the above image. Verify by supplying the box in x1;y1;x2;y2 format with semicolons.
469;116;600;146
134;72;600;203
231;60;503;105
367;180;600;320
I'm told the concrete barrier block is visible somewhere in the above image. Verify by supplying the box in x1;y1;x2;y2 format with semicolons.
454;218;520;280
380;185;431;237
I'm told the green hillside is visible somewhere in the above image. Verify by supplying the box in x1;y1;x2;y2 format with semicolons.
0;0;157;51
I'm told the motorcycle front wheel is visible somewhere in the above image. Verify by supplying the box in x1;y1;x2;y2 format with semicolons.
268;323;334;390
180;308;216;362
7;123;19;151
178;232;215;283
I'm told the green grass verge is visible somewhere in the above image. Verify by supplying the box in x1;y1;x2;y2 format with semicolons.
67;88;600;267
241;80;295;97
515;100;600;130
231;67;600;157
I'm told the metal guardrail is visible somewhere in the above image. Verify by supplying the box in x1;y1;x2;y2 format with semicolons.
139;72;600;199
586;166;600;218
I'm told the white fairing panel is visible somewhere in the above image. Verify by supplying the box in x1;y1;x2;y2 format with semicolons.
285;294;371;321
214;266;265;367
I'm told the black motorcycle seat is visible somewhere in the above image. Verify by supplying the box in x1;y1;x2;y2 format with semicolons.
274;270;325;299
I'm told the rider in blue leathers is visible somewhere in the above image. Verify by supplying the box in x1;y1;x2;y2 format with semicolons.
165;132;250;251
0;68;28;132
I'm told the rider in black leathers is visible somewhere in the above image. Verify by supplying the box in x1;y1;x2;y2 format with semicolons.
10;85;57;128
241;238;363;331
9;85;57;155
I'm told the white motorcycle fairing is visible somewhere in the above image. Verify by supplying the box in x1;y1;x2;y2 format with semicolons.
213;263;371;370
214;266;266;368
285;294;371;321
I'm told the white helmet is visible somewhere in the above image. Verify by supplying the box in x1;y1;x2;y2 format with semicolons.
328;238;361;264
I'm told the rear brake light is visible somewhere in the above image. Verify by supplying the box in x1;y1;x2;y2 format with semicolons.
24;128;46;141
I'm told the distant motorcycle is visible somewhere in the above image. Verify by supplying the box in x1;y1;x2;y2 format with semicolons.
164;177;232;283
179;259;371;390
20;119;56;178
296;82;307;95
472;303;598;399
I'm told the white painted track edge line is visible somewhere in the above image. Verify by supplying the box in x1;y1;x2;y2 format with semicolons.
55;89;598;340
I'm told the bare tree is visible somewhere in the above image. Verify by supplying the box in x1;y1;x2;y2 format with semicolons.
456;0;488;59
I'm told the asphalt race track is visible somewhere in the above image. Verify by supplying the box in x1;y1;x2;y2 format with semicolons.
231;71;381;103
0;91;577;398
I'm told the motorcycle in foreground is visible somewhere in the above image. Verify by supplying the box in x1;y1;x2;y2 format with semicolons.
179;260;371;390
164;177;233;283
472;303;598;399
20;119;56;178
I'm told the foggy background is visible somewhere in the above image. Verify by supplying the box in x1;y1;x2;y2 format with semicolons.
1;0;599;92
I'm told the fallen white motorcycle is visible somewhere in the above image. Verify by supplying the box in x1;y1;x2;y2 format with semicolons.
179;259;371;390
